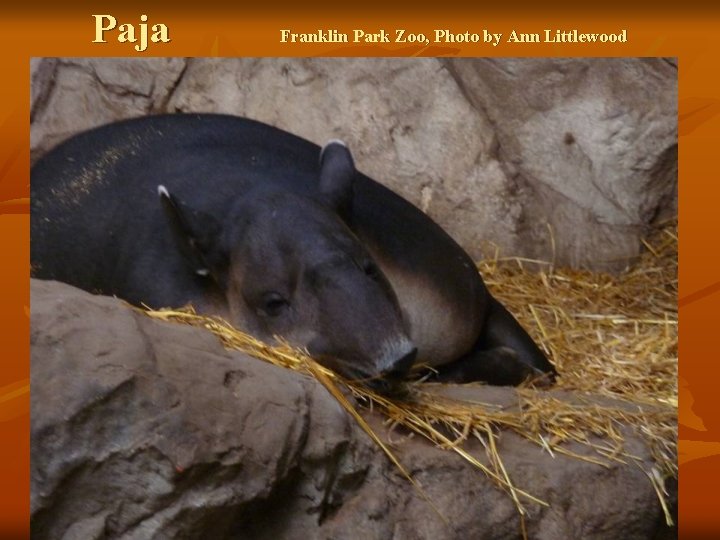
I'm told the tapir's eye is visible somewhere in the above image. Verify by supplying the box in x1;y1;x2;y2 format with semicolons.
260;292;289;317
362;260;381;281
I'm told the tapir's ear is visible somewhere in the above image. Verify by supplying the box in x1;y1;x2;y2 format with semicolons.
157;185;227;282
319;140;355;216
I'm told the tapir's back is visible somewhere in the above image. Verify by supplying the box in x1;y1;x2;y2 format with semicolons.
31;114;324;217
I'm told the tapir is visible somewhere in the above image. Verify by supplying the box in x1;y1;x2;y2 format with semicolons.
31;113;557;392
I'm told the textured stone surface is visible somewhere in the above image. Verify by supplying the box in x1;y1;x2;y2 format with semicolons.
443;58;678;270
31;280;676;539
29;57;676;271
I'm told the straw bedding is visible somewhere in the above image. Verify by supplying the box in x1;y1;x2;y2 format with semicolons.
144;220;677;527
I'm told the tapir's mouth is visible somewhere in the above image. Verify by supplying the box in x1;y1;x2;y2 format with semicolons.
313;354;411;397
363;376;411;398
338;368;410;398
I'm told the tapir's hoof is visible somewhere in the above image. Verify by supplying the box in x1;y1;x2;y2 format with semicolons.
524;368;558;389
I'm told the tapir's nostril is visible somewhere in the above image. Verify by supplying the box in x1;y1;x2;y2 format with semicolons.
384;347;417;379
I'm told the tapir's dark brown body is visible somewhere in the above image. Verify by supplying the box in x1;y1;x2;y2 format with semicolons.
31;114;556;390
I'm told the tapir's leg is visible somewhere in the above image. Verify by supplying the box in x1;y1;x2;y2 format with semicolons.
481;295;556;375
434;346;541;386
434;295;557;386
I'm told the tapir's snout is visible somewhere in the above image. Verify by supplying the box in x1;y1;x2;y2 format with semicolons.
362;344;418;396
382;347;417;380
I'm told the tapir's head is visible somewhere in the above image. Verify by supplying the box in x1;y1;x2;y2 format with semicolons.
158;141;416;392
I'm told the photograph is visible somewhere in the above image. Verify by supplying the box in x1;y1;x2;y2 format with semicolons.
29;57;677;539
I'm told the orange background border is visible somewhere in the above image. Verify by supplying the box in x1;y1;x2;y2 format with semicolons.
2;3;715;538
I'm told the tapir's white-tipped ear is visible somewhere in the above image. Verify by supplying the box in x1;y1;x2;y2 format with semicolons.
319;139;347;165
319;140;355;215
157;184;226;283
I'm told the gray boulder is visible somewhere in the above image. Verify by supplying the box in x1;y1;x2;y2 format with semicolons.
31;280;676;539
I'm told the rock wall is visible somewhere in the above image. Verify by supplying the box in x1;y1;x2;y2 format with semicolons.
31;280;676;539
30;57;677;271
